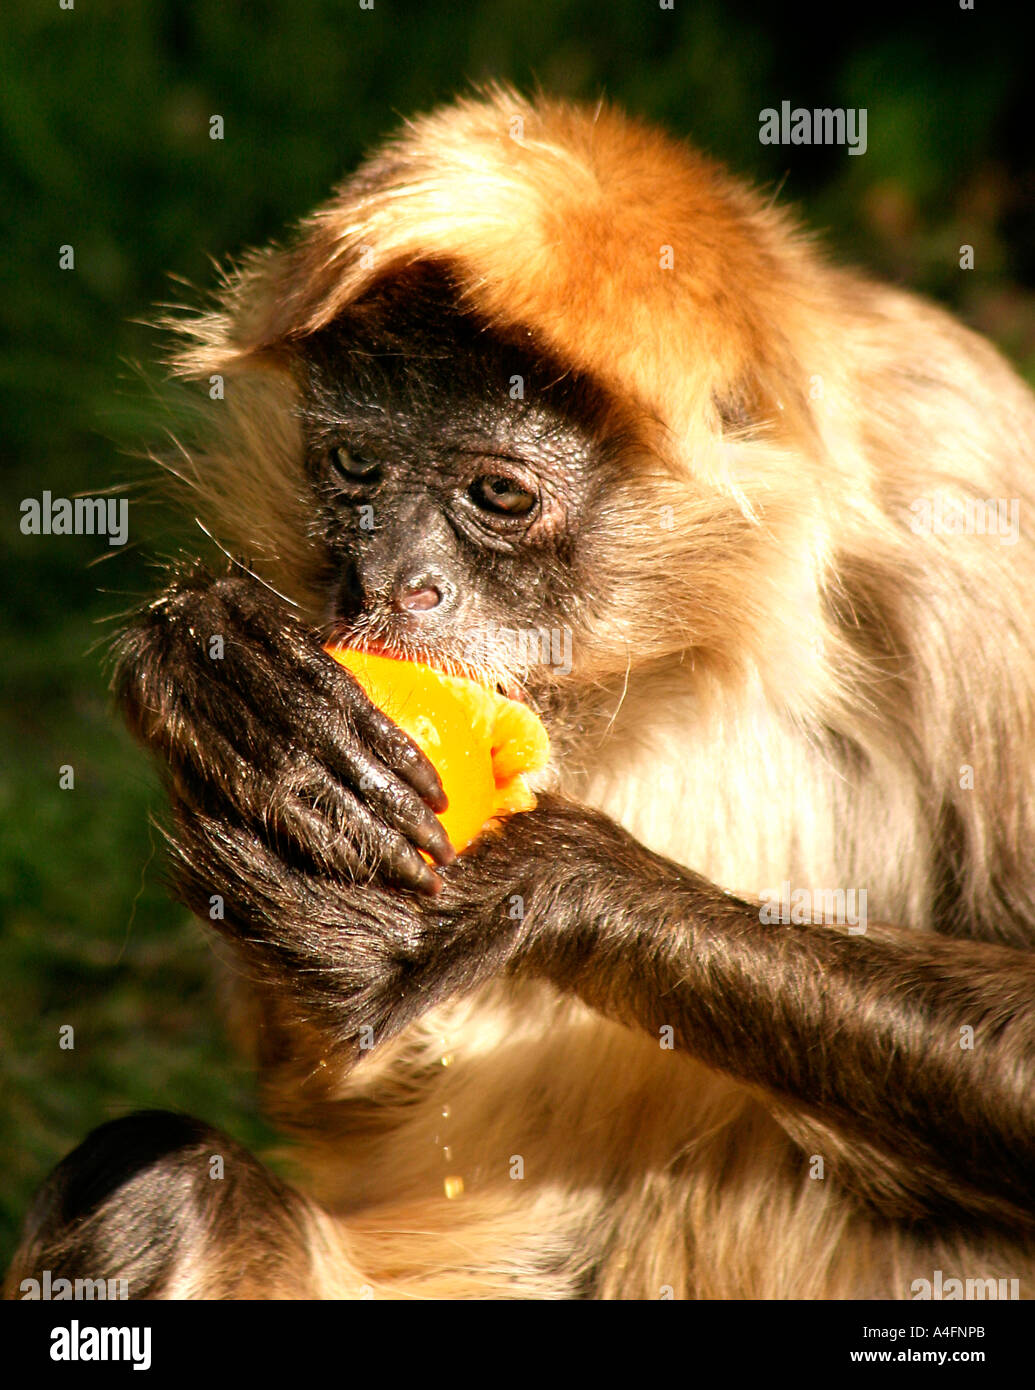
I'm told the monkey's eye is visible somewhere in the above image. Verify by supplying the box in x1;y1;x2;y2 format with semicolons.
328;444;379;481
468;473;538;517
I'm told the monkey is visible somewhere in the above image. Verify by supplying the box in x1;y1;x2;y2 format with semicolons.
6;88;1035;1301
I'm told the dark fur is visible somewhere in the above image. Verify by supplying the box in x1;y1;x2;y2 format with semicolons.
7;1113;309;1299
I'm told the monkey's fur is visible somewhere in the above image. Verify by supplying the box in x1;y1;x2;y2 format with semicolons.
8;90;1035;1300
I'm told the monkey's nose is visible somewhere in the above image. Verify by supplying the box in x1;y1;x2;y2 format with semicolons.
394;583;439;611
392;575;445;613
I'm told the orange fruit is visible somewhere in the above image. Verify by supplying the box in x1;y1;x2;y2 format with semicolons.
324;645;551;854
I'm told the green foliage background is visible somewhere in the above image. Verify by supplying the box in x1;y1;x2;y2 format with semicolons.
2;0;1032;1265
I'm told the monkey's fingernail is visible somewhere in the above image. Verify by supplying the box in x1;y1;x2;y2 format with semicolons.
406;774;445;813
405;758;447;811
424;825;456;866
418;865;443;895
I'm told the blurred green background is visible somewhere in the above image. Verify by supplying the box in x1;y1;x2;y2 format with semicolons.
2;1;1033;1266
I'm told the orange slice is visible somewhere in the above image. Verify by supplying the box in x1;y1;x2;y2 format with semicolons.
324;645;550;854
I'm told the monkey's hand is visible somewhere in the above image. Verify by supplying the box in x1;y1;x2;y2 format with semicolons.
111;564;454;894
148;795;611;1061
162;796;532;1062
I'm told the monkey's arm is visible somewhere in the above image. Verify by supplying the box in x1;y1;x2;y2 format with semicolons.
491;798;1035;1232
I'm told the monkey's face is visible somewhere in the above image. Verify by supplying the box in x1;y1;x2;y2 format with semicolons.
295;266;620;700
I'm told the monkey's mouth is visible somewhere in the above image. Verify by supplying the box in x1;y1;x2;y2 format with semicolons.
327;629;532;706
496;679;529;705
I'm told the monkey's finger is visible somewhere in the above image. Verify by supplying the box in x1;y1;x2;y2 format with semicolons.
266;649;450;818
221;736;450;885
154;651;451;879
345;690;448;813
301;742;454;868
173;763;442;900
261;786;433;893
256;748;446;893
323;783;444;895
202;577;447;814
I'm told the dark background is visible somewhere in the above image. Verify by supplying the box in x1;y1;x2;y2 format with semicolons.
2;0;1033;1265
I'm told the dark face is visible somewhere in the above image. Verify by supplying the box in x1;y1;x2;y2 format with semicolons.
295;264;616;697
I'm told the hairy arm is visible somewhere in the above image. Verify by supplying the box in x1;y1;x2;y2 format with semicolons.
493;801;1035;1232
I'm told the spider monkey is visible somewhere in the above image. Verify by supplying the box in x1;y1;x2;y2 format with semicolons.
7;89;1035;1300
